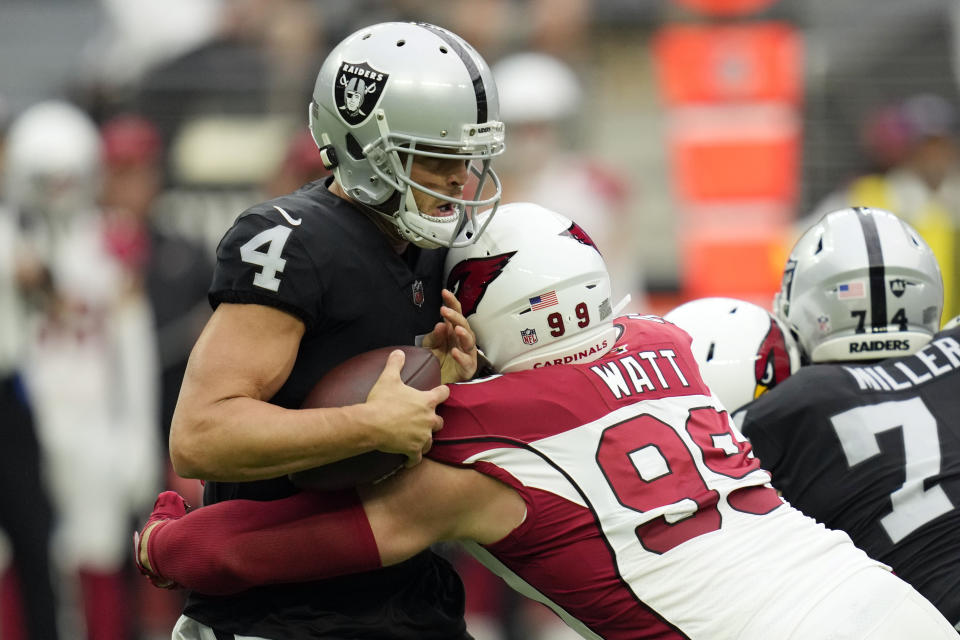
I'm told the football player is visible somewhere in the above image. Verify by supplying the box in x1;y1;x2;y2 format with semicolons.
663;296;800;415
735;206;960;630
0;102;62;640
139;203;959;639
165;22;503;640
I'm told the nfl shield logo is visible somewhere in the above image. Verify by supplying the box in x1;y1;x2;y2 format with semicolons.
521;328;538;345
334;61;389;126
411;280;425;308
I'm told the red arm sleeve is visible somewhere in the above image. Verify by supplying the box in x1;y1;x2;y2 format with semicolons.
147;489;381;595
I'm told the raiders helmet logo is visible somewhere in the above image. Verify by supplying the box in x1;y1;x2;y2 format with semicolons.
890;278;907;298
334;62;389;126
445;252;516;317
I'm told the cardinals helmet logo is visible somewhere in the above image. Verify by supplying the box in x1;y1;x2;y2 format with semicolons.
754;318;792;398
445;252;515;317
564;222;601;254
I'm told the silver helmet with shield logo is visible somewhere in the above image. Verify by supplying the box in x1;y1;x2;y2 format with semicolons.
774;207;943;362
309;22;505;249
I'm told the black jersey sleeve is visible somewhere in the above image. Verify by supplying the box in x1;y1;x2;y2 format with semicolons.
209;211;322;329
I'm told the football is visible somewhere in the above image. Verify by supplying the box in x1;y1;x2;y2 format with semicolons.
288;345;440;491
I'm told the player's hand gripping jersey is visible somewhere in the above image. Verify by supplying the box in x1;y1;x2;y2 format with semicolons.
739;324;960;627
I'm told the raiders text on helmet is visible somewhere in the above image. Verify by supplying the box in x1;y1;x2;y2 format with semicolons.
444;202;618;373
774;207;943;363
309;22;505;249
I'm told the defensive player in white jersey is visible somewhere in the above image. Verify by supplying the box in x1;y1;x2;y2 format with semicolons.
136;204;959;639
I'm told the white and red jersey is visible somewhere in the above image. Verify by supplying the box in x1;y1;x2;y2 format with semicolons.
22;209;161;569
430;315;888;639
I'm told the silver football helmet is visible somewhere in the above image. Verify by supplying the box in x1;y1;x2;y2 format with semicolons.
445;202;621;373
309;22;505;249
665;297;800;414
774;207;943;362
4;100;101;222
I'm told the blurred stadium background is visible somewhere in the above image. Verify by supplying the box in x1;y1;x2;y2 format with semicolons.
1;0;959;638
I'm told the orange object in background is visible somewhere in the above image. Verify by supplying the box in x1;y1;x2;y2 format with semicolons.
680;226;791;306
653;23;803;106
672;0;780;18
668;105;801;203
653;21;803;303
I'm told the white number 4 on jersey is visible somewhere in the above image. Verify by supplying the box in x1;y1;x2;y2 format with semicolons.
240;225;292;292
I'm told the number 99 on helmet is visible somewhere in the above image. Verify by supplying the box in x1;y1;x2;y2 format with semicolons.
309;22;505;249
444;203;620;373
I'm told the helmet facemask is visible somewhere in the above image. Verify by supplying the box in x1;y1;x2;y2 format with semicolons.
363;110;504;249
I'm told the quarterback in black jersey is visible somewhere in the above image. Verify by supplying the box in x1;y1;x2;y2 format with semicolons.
165;22;505;640
736;207;960;629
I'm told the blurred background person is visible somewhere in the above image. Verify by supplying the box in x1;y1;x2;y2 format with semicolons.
99;113;212;495
0;96;61;640
811;93;960;323
492;50;645;313
132;0;324;186
7;100;162;640
99;113;213;637
261;128;331;199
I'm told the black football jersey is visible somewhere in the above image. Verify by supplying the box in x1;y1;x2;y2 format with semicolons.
739;326;960;625
184;178;469;639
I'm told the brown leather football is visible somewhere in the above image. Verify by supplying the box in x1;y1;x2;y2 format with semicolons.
289;345;440;491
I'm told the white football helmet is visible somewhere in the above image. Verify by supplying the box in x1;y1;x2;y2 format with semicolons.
3;100;101;221
445;202;619;373
493;52;582;124
664;297;800;414
775;207;943;362
309;22;505;249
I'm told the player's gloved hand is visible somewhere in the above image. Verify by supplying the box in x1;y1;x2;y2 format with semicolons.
134;491;191;589
364;349;449;467
422;288;479;383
